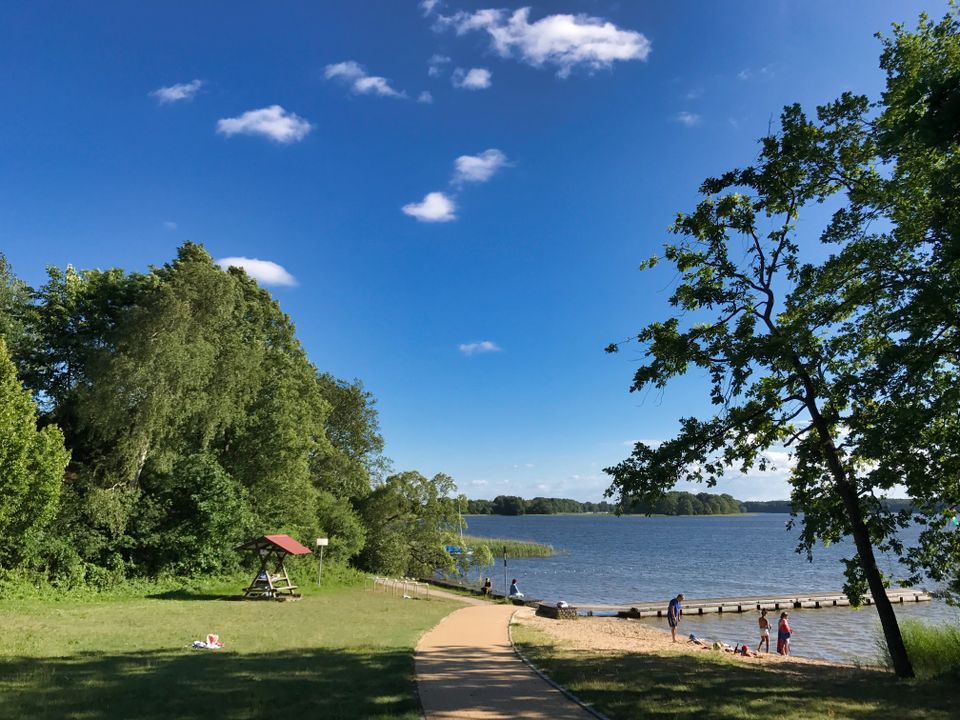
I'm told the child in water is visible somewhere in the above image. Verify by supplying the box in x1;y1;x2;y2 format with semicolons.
777;612;792;655
757;609;771;653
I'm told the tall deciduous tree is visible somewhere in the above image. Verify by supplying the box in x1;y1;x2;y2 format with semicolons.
0;338;70;566
605;12;960;676
357;471;461;577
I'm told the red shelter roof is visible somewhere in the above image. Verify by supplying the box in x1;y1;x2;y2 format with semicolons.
237;534;313;555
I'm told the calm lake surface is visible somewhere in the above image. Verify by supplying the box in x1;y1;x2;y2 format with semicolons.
465;513;958;663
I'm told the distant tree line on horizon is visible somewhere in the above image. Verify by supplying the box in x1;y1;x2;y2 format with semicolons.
468;495;918;516
466;491;745;516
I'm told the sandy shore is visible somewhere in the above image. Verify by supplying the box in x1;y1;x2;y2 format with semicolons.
514;608;843;668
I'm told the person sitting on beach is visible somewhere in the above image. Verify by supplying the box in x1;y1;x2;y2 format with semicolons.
777;612;792;655
508;579;524;598
667;593;684;643
757;608;771;653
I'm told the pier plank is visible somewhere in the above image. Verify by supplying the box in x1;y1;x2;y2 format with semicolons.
578;588;930;616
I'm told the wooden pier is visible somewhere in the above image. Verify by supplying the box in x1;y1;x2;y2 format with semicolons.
577;588;931;618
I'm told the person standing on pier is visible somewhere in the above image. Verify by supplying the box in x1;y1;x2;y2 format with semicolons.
777;612;792;655
667;593;684;642
757;609;771;653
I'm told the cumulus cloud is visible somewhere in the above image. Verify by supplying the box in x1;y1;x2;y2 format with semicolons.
216;105;313;143
453;149;508;184
427;53;451;77
418;90;434;104
439;7;651;77
402;191;456;222
216;256;298;286
674;111;701;127
325;61;405;98
420;0;440;15
452;67;492;89
459;340;501;355
150;79;204;104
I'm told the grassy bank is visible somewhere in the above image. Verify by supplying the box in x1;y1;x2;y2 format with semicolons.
512;624;960;719
0;582;461;719
878;618;960;679
462;535;555;558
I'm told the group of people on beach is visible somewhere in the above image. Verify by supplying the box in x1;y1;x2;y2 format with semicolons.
668;593;793;655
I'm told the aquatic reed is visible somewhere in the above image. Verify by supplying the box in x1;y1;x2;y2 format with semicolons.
462;535;556;558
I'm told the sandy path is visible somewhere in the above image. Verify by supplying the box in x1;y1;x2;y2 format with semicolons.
416;604;596;719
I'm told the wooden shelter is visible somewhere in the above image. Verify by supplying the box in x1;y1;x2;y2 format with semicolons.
237;534;312;600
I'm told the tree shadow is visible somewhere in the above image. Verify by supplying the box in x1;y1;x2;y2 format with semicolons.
0;647;421;720
521;648;960;719
145;589;242;601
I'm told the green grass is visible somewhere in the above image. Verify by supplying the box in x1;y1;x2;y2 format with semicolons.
462;535;556;557
512;623;960;719
0;583;461;719
877;618;960;679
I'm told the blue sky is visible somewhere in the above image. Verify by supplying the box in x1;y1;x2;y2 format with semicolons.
0;1;937;501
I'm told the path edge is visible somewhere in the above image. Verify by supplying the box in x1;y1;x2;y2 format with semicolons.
507;610;613;720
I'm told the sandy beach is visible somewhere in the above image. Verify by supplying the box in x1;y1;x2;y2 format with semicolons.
514;608;844;669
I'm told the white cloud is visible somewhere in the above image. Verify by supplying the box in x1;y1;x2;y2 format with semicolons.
452;67;492;89
458;340;501;355
418;90;434;104
427;53;451;77
453;149;508;184
163;221;178;230
685;87;703;100
150;79;204;104
440;7;651;78
325;60;404;98
420;0;440;15
738;65;773;81
674;111;701;127
216;256;298;287
402;191;456;222
216;105;313;143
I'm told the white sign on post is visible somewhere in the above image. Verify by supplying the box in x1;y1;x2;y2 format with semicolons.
316;538;329;585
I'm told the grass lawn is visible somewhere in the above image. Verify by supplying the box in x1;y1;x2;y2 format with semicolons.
0;583;461;720
512;624;960;720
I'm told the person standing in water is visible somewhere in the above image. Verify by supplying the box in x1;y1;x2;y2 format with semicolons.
757;609;771;653
667;593;684;643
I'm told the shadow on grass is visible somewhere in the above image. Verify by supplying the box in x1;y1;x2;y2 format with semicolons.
0;647;421;720
518;646;960;720
145;589;243;601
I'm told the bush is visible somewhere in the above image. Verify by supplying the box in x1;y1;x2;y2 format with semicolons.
877;618;960;678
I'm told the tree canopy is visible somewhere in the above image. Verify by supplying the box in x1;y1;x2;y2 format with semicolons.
605;9;960;678
0;244;456;586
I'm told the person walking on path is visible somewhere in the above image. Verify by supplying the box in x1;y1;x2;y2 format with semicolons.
777;611;792;655
667;593;684;642
757;609;771;653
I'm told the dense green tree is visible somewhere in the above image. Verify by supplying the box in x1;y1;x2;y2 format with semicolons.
133;453;253;575
0;254;30;349
0;338;70;567
604;13;960;676
491;495;526;515
357;471;461;577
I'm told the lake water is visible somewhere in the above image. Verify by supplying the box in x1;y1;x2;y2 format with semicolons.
464;514;959;664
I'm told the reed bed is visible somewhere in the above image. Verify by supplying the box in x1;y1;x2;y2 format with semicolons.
877;618;960;678
462;535;556;558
